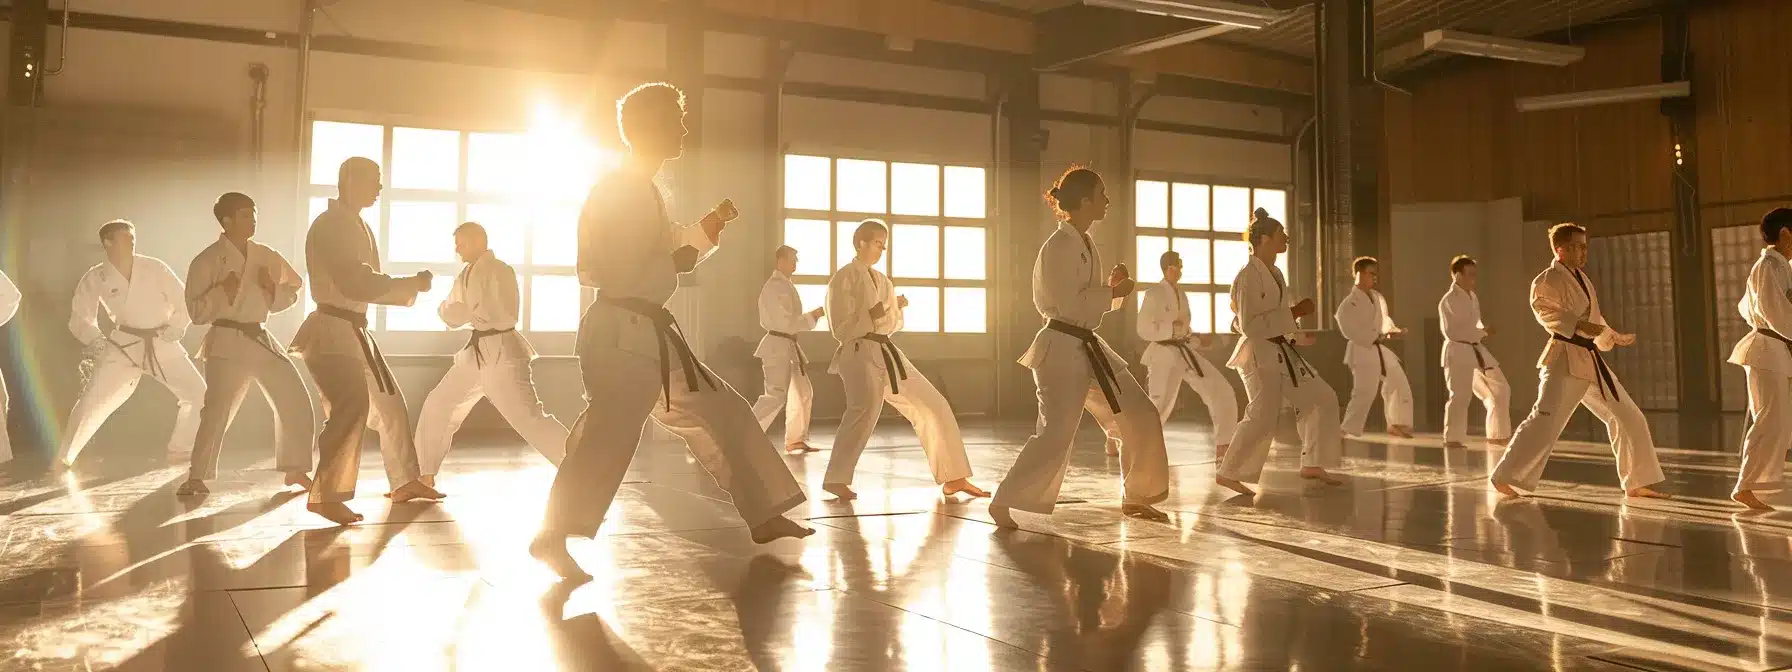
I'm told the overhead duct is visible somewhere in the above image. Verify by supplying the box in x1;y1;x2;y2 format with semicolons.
1080;0;1288;29
1514;81;1691;112
1380;30;1585;73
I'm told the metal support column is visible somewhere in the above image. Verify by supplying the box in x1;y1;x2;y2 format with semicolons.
996;67;1041;418
1661;0;1719;444
1314;0;1383;313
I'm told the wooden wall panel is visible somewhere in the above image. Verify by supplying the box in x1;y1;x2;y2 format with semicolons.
1691;0;1792;209
706;0;1033;54
1117;41;1314;94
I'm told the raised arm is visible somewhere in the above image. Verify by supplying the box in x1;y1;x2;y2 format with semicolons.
1753;258;1792;336
268;248;304;314
185;252;229;327
1334;293;1380;342
825;270;865;343
0;270;20;328
1039;235;1114;320
1438;292;1486;342
1234;266;1297;339
311;218;418;306
1137;285;1173;341
438;266;473;329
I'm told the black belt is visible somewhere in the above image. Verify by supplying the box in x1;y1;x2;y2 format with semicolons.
1153;338;1204;377
1048;320;1122;414
1267;335;1313;388
319;305;398;396
1452;340;1492;370
598;294;716;410
768;330;807;377
212;318;282;357
110;325;168;380
859;333;908;394
1370;338;1397;377
463;327;516;368
1553;333;1619;401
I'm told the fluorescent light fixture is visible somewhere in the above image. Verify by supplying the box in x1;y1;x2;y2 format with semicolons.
1514;81;1691;112
1381;30;1585;71
1082;0;1288;29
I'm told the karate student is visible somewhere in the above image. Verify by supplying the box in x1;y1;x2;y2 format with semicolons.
989;166;1169;528
56;220;207;472
1137;250;1238;455
1489;223;1668;499
750;245;824;454
1335;256;1414;438
1215;208;1343;497
1726;208;1792;510
531;82;812;581
0;269;17;463
415;222;570;488
291;157;443;525
823;219;988;501
179;192;315;495
1438;255;1512;448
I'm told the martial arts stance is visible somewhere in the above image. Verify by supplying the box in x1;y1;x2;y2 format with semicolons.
292;157;443;525
1725;208;1792;510
178;192;314;495
57;220;207;471
1489;223;1667;499
1336;257;1414;438
824;220;987;501
0;269;17;463
1137;250;1237;454
416;223;570;488
750;245;824;454
531;82;811;581
1438;255;1512;448
1216;208;1343;496
990;167;1169;528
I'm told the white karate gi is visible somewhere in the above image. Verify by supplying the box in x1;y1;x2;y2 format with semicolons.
416;250;568;475
184;236;314;481
1726;248;1792;494
749;271;818;446
989;221;1168;514
1217;256;1342;484
1438;283;1513;443
1490;261;1665;492
1335;286;1413;435
543;166;804;537
1137;279;1238;440
823;259;972;488
0;271;18;462
291;199;426;504
59;255;206;467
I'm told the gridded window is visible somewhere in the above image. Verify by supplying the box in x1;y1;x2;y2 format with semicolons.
305;119;614;340
1134;179;1289;333
780;154;988;333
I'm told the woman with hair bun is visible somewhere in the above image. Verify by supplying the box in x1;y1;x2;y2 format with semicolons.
1214;207;1344;496
989;166;1171;528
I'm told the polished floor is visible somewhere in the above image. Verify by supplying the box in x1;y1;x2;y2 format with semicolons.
1;416;1789;672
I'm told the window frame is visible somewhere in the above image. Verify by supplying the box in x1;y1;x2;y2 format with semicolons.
1131;172;1293;335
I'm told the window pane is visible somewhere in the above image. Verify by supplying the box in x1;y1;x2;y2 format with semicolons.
890;163;940;216
391;127;460;191
527;130;611;201
530;275;584;332
1275;253;1289;279
466;203;526;264
896;286;940;333
1136;235;1170;284
1173;238;1211;284
783;219;832;276
307;197;331;229
837;221;889;274
468;132;527;194
387;201;459;263
836;159;887;214
796;284;829;332
532;204;580;267
1214;239;1251;286
1187;292;1214;333
309;121;383;186
1254;188;1287;224
1171;183;1210;231
943;166;986;218
384;275;454;331
1215;292;1237;334
784;155;831;210
943;227;986;280
944;287;987;333
1135;180;1169;229
1212;186;1252;233
890;224;940;279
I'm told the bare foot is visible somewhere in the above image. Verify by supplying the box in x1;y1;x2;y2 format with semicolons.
822;483;858;501
1732;490;1774;511
785;442;819;455
1216;476;1255;497
989;504;1018;529
1388;426;1414;439
749;516;814;544
942;478;990;498
419;474;437;490
1122;503;1170;521
1443;441;1468;449
307;501;365;526
390;480;445;504
1104;437;1122;457
1490;480;1520;497
1342;431;1360;438
284;471;314;492
1300;467;1343;486
529;533;591;581
175;479;209;496
1488;437;1511;447
1626;486;1671;500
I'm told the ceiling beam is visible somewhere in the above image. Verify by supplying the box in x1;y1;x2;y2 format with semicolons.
1034;3;1237;70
